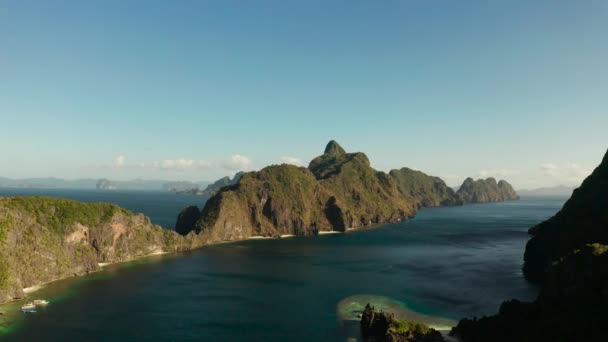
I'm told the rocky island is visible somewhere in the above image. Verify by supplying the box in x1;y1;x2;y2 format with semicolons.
176;141;519;242
177;141;417;242
360;304;445;342
450;148;608;342
456;177;519;203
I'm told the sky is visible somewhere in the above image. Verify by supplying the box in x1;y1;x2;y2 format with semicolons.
1;1;606;189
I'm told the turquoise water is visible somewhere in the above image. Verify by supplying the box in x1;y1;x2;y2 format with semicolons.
0;189;566;341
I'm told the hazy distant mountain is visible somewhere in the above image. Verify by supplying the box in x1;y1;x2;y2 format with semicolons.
176;172;244;196
517;185;575;197
0;177;210;191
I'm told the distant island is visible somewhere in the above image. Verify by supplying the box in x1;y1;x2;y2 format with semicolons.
450;148;608;341
456;177;519;203
176;141;519;242
0;177;210;192
517;185;575;197
172;172;244;196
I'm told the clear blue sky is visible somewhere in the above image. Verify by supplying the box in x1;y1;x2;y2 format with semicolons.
1;1;606;188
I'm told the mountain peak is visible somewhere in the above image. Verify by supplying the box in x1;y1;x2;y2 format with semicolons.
324;140;346;155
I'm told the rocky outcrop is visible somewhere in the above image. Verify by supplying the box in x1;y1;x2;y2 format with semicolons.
361;304;445;342
456;178;518;203
177;172;244;196
178;141;417;241
389;168;463;207
0;196;204;303
450;148;608;342
175;206;201;236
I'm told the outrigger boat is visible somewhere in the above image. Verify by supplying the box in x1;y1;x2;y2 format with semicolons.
20;302;37;313
21;303;35;310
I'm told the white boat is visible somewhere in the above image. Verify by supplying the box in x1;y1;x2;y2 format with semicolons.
33;299;49;306
21;303;36;310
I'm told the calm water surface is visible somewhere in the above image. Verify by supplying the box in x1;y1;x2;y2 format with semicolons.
0;190;566;341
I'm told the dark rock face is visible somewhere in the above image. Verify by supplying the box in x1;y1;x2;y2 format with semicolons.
175;206;201;235
389;168;463;208
456;177;519;203
524;149;608;283
451;149;608;342
361;304;445;342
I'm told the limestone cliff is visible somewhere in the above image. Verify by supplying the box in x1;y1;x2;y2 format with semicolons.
182;141;417;242
0;196;203;303
456;177;519;203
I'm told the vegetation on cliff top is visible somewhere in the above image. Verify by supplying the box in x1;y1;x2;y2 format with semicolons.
456;177;519;203
389;167;463;207
184;141;416;241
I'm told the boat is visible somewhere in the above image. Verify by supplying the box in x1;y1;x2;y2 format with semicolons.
33;299;49;306
21;303;36;310
20;308;37;313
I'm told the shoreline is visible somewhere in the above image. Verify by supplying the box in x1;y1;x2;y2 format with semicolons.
3;224;386;305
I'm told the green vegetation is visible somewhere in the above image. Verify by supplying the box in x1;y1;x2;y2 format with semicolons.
389;167;463;207
456;178;519;204
389;318;433;335
0;213;13;242
3;197;130;234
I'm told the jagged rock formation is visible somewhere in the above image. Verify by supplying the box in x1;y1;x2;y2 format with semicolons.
176;172;244;196
360;304;445;342
389;168;463;207
450;148;608;342
178;141;417;241
456;177;519;203
0;196;203;303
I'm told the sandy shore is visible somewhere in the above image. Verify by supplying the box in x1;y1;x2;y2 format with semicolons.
280;234;295;238
23;285;45;294
319;230;342;235
247;236;274;240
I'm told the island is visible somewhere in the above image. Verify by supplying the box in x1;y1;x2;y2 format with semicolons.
455;177;519;203
176;141;519;242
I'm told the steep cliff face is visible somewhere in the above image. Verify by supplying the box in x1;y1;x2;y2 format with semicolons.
451;149;608;342
389;168;463;207
456;177;519;203
523;149;608;282
0;196;202;303
183;141;417;241
309;142;416;229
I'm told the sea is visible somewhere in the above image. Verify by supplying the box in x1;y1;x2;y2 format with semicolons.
0;188;567;341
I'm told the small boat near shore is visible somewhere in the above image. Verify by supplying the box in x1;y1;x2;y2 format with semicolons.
21;303;36;311
33;299;49;306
